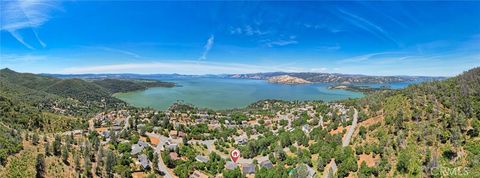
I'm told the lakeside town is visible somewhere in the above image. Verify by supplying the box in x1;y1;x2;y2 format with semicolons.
2;1;480;177
40;100;362;178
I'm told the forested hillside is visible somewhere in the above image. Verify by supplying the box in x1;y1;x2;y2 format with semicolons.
344;67;480;177
93;78;175;93
0;69;125;121
0;68;177;131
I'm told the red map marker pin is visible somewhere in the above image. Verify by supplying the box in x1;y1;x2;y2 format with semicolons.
230;149;240;163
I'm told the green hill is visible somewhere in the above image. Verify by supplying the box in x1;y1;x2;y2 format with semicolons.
45;78;118;104
0;68;128;130
344;67;480;177
0;68;60;90
92;78;175;93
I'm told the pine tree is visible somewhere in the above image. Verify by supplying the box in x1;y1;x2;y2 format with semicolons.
317;157;325;172
53;134;62;156
105;150;115;178
44;141;50;156
32;132;39;145
36;154;46;178
152;152;159;173
84;156;92;177
62;146;69;164
74;152;81;172
96;148;104;176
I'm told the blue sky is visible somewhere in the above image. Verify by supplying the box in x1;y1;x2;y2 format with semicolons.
1;1;479;76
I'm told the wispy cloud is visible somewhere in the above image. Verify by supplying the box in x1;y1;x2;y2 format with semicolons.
337;9;399;46
89;46;141;59
229;25;270;36
0;53;47;64
0;0;60;49
338;52;399;64
301;23;344;34
316;43;341;51
264;36;298;47
61;60;329;75
199;35;214;60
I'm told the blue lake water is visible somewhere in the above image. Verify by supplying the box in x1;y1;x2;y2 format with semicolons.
114;77;412;110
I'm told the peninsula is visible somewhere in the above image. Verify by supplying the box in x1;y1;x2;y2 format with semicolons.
267;75;312;84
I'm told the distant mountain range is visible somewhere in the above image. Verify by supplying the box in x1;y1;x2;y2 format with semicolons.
44;71;446;84
225;72;446;84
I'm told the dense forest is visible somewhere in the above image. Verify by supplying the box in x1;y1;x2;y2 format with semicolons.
93;78;175;93
343;67;480;177
0;68;176;164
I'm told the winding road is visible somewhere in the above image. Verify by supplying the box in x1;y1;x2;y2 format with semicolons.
146;132;174;178
342;108;358;147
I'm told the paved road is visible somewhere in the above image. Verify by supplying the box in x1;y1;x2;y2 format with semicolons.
124;116;130;130
147;132;174;178
342;108;358;147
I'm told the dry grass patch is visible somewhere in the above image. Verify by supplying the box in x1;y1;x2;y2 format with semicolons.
357;153;379;167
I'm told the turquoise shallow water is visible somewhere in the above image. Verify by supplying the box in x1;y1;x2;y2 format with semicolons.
114;77;372;110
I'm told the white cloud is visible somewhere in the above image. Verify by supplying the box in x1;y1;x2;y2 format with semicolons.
61;61;329;75
264;36;298;47
229;25;270;36
85;46;141;59
0;53;47;63
337;9;399;46
338;52;395;64
317;43;341;51
0;0;60;49
199;35;214;60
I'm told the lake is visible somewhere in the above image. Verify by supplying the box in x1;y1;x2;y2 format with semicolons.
114;77;410;110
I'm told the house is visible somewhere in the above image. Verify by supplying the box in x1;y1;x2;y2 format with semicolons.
242;163;256;174
265;120;272;126
131;141;149;155
208;124;220;130
137;141;149;148
169;130;178;138
138;154;150;169
178;131;186;138
235;136;247;145
323;159;338;178
225;161;237;170
165;144;178;151
189;170;208;178
72;130;83;135
102;131;110;138
306;164;316;178
302;124;311;133
131;144;144;155
113;120;122;127
169;152;180;160
111;126;122;131
260;160;273;169
195;155;209;163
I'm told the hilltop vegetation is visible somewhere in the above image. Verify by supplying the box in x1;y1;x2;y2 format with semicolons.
93;78;175;93
0;68;174;165
344;67;480;177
